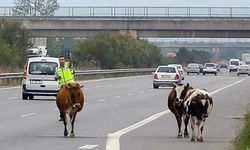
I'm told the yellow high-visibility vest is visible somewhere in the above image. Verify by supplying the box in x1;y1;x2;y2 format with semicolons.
55;62;75;88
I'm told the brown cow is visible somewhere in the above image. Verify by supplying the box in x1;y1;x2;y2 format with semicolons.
56;82;84;137
168;83;192;138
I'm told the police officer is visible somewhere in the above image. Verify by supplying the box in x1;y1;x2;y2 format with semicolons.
55;54;75;121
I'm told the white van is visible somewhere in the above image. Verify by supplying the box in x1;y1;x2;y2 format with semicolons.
229;59;240;72
22;57;59;100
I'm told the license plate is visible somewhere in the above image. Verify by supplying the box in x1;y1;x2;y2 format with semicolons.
162;75;170;78
30;80;43;84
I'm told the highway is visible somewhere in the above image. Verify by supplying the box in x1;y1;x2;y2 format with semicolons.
0;72;249;150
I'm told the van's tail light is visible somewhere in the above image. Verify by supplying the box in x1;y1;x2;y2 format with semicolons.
23;63;27;79
175;74;180;80
22;84;26;90
154;74;158;79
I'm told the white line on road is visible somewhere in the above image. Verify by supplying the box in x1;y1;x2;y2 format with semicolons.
98;99;106;102
114;96;121;99
8;97;18;100
105;110;171;150
105;78;247;150
127;93;134;96
78;145;99;149
21;113;36;117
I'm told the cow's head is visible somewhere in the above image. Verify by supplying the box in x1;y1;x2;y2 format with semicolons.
66;83;83;110
173;83;192;106
189;94;211;119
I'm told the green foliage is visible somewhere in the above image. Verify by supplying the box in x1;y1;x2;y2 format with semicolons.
176;47;211;64
72;33;162;69
235;112;250;150
13;0;59;16
0;19;30;72
47;37;77;57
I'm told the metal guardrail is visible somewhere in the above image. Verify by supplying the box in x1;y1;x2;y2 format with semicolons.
0;68;155;85
1;6;250;18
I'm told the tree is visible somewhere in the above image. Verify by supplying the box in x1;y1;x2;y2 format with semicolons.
13;0;59;16
176;47;193;64
0;19;30;71
72;33;162;69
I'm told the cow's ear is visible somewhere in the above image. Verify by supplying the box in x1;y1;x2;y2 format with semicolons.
186;83;190;88
80;85;84;88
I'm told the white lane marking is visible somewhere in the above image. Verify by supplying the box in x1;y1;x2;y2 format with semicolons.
127;93;134;96
114;96;121;99
8;97;18;100
98;99;106;102
0;86;20;91
105;78;246;150
21;113;36;117
106;110;171;150
78;145;98;149
210;78;246;95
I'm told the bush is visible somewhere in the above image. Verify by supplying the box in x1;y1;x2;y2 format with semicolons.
72;33;162;69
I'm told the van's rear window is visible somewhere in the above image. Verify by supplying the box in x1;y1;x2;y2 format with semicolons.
29;62;58;75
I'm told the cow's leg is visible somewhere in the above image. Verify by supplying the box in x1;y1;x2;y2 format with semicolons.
63;113;68;137
190;117;196;142
197;120;205;142
70;113;77;137
183;115;190;138
174;112;182;138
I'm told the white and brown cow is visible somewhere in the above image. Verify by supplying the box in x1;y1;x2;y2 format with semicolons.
184;88;213;142
169;83;213;142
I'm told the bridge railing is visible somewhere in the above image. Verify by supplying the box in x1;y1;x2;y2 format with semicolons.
1;6;250;18
0;68;155;86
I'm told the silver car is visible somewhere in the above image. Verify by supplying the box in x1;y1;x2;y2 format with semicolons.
22;57;59;100
186;63;200;75
153;66;182;88
237;65;250;76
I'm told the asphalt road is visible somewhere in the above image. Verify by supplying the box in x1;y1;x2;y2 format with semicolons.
0;71;249;150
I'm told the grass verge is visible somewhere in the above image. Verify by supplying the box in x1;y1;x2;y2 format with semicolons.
234;112;250;150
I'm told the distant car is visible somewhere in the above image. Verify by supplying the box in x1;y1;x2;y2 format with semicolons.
22;57;59;100
220;63;228;69
216;64;220;72
198;64;203;73
203;63;218;75
237;65;250;76
153;66;182;88
229;59;240;72
186;63;200;75
168;64;185;80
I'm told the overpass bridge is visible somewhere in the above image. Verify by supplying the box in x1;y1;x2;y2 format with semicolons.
2;6;250;38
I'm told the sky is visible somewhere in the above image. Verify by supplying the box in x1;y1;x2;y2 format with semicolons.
1;0;250;7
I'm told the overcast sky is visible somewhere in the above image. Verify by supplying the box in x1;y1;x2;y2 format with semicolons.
1;0;250;7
